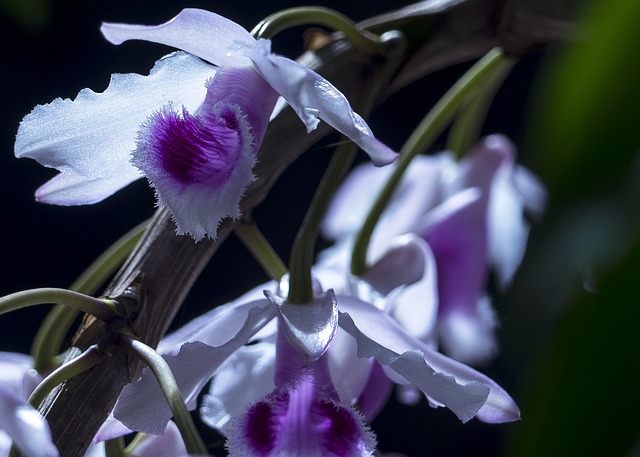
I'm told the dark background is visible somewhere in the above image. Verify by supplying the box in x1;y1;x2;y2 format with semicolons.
0;1;554;456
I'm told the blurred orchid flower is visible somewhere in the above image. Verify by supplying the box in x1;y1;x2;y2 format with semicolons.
321;135;546;364
15;8;396;240
0;353;58;457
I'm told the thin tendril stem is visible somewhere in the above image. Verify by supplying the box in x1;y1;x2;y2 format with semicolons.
288;140;357;304
117;335;208;456
251;6;383;55
234;222;288;282
0;288;115;321
350;48;507;275
28;345;105;410
31;221;147;372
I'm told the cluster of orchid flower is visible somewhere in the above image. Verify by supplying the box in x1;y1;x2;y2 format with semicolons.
1;7;545;457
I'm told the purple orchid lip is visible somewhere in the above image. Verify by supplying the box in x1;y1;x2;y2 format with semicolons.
228;328;376;457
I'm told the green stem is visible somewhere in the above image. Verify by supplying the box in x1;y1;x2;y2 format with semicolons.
104;437;126;457
28;345;104;410
350;47;507;276
117;334;208;456
31;221;147;372
0;288;115;321
234;222;288;281
447;57;516;158
288;140;357;303
251;6;383;55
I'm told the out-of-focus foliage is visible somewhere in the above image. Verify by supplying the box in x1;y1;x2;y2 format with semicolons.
507;0;640;455
0;0;51;30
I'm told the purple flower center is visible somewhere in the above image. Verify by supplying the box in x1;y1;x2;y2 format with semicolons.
239;373;373;457
140;103;245;188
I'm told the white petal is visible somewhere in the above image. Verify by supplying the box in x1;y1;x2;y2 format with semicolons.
267;290;339;361
101;9;255;67
338;310;488;423
249;41;397;166
130;421;187;457
378;237;439;341
35;169;141;205
327;327;374;404
438;295;498;365
0;352;38;398
157;283;273;353
321;161;394;241
338;297;520;423
114;299;275;435
16;52;214;203
0;384;59;457
201;337;276;433
361;234;429;295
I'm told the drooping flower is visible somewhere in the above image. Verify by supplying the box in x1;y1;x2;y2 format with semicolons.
97;271;519;449
15;8;397;240
0;353;58;457
320;135;546;364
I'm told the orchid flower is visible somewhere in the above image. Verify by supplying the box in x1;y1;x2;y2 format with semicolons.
15;8;397;240
0;353;58;457
320;135;546;364
97;269;519;454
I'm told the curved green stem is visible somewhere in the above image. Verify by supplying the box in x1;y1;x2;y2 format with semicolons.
28;345;104;410
350;47;507;275
234;222;288;281
105;437;126;457
117;334;208;456
251;6;383;55
447;57;516;158
288;140;357;303
0;288;115;321
31;221;147;372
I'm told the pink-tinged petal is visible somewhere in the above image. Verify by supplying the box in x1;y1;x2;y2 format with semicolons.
339;310;488;423
94;414;131;442
513;164;547;218
130;421;187;457
114;300;276;435
327;328;374;406
0;384;59;457
35;169;141;205
248;40;397;166
201;337;276;433
101;9;255;67
0;352;39;398
134;69;266;240
338;297;520;423
361;235;429;295
379;236;439;341
267;290;339;361
487;149;546;288
355;362;394;422
438;296;498;365
203;67;279;148
15;52;214;204
157;283;273;353
319;155;448;269
417;188;500;363
321;162;394;241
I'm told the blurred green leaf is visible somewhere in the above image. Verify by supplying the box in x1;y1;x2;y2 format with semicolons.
506;0;640;455
507;236;640;457
528;0;640;210
0;0;51;30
